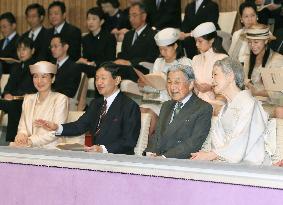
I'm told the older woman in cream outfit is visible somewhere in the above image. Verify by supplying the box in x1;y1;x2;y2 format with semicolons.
10;61;69;148
191;57;277;165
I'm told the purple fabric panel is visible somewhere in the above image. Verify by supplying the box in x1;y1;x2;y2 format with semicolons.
0;163;282;205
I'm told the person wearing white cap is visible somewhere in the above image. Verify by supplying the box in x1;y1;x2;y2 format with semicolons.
243;23;283;118
191;22;228;114
10;61;69;148
139;27;192;136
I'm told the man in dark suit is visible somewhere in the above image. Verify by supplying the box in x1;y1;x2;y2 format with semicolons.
180;0;220;58
47;1;81;62
37;62;141;155
22;3;50;61
0;37;37;142
0;12;20;74
144;0;181;30
145;64;212;159
115;2;159;82
50;34;81;98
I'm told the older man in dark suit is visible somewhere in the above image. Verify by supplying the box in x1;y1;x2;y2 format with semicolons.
37;62;141;155
115;2;159;82
180;0;220;58
145;64;212;159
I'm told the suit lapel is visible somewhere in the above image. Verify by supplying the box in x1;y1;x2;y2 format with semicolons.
195;0;207;16
132;25;149;47
163;94;198;138
96;92;122;139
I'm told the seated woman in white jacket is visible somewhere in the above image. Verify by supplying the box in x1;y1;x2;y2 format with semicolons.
190;57;276;165
10;61;69;148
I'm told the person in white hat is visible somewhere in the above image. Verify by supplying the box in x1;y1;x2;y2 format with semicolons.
243;23;283;118
191;22;227;115
10;61;69;148
138;27;192;136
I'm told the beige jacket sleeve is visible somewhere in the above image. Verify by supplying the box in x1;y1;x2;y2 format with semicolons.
29;94;69;147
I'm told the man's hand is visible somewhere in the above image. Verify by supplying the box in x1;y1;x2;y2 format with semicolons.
195;82;212;93
179;32;191;40
114;59;131;66
84;145;103;153
190;151;218;161
4;94;13;101
34;119;58;131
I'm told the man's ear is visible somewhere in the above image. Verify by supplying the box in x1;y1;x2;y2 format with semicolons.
115;76;121;85
100;19;105;26
63;44;69;52
189;80;194;91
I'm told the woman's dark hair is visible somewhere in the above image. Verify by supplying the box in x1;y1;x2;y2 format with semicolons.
239;1;257;16
165;41;185;59
201;31;228;55
99;61;121;79
87;7;105;20
16;36;34;49
248;45;270;78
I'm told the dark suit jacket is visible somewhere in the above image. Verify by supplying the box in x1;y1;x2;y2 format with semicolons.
52;58;81;98
0;33;20;74
22;27;50;61
144;0;181;30
146;93;213;159
61;92;141;155
117;25;159;67
181;0;220;33
103;9;130;32
47;22;82;62
3;57;37;96
180;0;220;58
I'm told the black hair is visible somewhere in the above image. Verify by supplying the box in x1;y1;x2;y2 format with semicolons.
25;3;46;17
87;7;105;20
201;31;227;55
248;46;271;78
48;1;66;14
98;61;121;79
164;41;185;59
51;34;70;46
100;0;120;8
16;36;34;49
239;1;257;16
0;12;16;24
130;2;147;14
